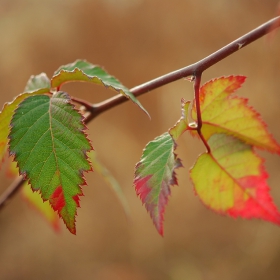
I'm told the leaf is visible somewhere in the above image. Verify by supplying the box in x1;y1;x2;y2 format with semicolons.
190;76;280;153
190;133;280;224
51;59;149;117
25;73;51;92
0;89;50;166
90;151;130;217
134;132;182;235
9;92;92;234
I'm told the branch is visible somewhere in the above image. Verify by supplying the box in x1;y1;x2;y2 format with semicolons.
1;16;280;210
86;16;280;122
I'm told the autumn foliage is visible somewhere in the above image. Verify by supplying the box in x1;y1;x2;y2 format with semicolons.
0;16;280;235
134;76;280;235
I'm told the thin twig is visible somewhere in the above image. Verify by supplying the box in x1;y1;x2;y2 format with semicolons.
86;16;280;122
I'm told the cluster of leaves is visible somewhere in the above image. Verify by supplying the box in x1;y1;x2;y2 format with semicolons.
134;76;280;235
1;60;280;236
0;60;146;234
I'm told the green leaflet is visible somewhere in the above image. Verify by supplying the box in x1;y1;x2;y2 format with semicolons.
9;92;92;234
51;59;149;117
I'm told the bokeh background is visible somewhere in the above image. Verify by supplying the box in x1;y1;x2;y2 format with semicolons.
1;1;280;279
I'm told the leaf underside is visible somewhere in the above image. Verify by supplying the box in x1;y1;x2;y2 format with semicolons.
51;59;149;117
134;132;182;235
9;92;92;234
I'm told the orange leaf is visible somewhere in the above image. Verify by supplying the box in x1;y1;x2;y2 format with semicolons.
190;76;280;153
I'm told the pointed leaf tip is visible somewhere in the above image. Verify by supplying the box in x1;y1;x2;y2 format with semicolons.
9;92;92;234
134;132;182;235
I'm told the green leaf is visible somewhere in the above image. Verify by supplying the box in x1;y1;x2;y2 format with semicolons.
0;89;49;166
51;59;149;117
9;92;92;234
90;151;130;217
134;132;182;235
25;73;51;92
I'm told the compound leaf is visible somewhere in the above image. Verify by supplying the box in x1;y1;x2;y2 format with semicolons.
9;92;92;234
0;89;49;166
190;133;280;224
134;132;182;235
51;59;149;117
190;76;280;153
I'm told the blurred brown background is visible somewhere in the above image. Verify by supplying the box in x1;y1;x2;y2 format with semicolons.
1;0;280;279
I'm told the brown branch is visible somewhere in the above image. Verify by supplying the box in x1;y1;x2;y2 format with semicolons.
1;16;280;210
86;16;280;122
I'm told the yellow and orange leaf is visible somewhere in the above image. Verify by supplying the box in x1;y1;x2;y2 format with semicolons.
190;76;280;153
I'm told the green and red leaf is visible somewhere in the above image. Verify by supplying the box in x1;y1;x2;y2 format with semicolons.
190;133;280;224
190;76;280;153
134;132;182;235
8;92;92;234
51;59;149;117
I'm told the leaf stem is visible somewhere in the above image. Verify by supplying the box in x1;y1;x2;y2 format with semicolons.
71;96;93;111
192;73;211;153
1;16;280;210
